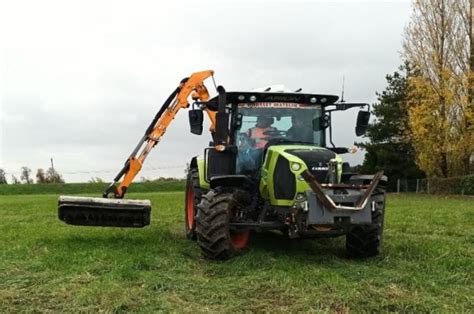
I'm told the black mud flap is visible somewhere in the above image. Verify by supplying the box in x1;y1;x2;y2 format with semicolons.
58;196;151;228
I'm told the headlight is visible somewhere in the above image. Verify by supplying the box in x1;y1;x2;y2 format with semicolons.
291;162;301;171
295;193;306;201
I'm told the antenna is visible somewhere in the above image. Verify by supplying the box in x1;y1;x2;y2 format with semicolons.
340;75;346;103
211;75;218;92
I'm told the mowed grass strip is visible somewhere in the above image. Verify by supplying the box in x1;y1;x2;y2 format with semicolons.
0;193;473;312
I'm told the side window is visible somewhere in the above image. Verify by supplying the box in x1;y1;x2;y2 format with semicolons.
240;116;257;132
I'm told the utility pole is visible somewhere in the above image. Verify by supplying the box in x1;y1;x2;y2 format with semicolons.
50;158;55;171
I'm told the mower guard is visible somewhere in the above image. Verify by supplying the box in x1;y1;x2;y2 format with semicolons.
305;189;373;224
302;170;384;225
58;196;151;228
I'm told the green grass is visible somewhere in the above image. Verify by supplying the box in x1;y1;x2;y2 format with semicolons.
0;180;185;195
0;193;473;312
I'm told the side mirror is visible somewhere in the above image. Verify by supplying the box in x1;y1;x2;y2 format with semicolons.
189;109;204;135
313;114;330;131
355;110;370;136
214;85;229;146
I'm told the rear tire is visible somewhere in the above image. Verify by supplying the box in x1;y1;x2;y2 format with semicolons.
184;168;202;240
195;189;250;260
346;189;385;258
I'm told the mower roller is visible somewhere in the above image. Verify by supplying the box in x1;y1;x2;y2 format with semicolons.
58;70;387;260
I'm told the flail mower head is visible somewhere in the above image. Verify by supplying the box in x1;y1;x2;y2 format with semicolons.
58;196;151;228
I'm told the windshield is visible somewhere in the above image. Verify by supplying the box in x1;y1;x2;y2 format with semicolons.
235;102;324;174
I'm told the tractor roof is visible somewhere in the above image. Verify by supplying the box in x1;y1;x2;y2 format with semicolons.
206;91;339;111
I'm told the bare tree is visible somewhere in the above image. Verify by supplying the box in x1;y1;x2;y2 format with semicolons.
0;169;7;184
403;0;473;177
471;0;474;106
11;175;20;184
20;167;33;184
36;168;47;183
45;167;65;184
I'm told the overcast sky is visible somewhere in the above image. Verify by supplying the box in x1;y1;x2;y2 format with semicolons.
0;0;411;182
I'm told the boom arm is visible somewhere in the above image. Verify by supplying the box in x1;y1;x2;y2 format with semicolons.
103;70;216;198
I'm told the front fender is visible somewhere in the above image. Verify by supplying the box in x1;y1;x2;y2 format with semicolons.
196;157;210;190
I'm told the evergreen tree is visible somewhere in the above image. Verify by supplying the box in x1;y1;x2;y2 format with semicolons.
359;65;424;190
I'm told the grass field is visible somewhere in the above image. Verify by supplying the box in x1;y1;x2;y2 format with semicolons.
0;192;473;312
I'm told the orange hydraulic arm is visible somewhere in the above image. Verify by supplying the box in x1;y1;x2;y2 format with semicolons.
104;70;216;198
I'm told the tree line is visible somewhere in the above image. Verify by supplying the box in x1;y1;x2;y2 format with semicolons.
1;1;472;187
0;167;64;184
360;0;473;186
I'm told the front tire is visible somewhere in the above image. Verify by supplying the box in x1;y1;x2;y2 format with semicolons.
346;189;386;258
195;189;250;260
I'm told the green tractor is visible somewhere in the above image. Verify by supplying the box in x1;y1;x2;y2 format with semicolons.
185;87;386;260
58;71;386;261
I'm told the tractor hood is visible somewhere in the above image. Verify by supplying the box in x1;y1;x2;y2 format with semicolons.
284;148;336;182
266;145;339;183
261;144;342;206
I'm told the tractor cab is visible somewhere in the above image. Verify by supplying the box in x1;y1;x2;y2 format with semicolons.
234;101;325;173
192;89;370;179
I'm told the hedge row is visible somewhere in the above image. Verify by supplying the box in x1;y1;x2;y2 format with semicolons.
420;175;474;195
0;180;186;195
